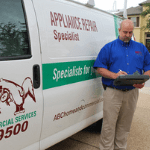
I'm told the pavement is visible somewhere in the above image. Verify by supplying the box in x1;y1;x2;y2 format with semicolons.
47;87;150;150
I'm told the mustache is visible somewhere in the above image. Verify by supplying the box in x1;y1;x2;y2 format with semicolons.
124;37;130;39
123;37;131;41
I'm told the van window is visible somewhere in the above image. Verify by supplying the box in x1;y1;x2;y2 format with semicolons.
0;0;31;60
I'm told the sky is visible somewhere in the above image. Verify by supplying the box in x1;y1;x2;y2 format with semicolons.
74;0;146;11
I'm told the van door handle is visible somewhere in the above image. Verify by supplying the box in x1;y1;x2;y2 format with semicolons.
33;64;40;89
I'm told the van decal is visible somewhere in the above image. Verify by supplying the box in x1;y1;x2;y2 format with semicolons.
0;121;29;140
0;77;36;115
42;60;101;90
53;98;103;121
50;11;98;32
50;11;98;42
113;15;122;38
53;30;80;42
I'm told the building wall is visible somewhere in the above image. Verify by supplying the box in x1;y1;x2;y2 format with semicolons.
134;27;141;42
127;15;142;43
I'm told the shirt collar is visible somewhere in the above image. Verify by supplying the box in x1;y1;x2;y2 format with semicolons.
117;37;132;47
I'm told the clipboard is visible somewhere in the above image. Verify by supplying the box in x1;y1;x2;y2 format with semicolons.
114;74;149;86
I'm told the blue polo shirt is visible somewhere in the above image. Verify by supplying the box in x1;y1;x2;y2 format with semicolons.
93;38;150;89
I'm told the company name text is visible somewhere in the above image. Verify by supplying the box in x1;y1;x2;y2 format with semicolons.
50;11;98;42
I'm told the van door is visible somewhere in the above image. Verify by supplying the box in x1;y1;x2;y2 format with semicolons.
32;0;104;149
0;0;43;150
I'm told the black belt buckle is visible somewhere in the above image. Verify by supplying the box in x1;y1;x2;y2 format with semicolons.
120;88;131;92
120;89;127;91
103;84;132;92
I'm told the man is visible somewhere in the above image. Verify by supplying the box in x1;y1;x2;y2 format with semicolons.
93;19;150;150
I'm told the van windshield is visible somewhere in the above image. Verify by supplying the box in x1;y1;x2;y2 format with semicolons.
0;0;30;59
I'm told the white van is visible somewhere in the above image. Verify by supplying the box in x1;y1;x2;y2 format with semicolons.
0;0;122;149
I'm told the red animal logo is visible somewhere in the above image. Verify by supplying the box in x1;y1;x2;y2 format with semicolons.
0;77;36;115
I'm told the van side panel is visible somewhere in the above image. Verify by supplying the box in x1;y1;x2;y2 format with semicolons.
32;0;117;149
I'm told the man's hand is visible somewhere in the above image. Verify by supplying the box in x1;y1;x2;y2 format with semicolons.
133;83;145;89
116;70;128;78
96;68;128;79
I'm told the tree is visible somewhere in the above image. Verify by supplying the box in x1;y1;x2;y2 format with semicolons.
140;3;150;31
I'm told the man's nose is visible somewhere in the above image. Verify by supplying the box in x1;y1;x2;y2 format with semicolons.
126;32;130;37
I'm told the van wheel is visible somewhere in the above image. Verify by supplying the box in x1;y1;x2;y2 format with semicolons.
83;118;103;133
96;118;103;133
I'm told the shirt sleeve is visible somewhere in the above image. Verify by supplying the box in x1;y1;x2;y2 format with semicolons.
93;44;110;69
143;46;150;72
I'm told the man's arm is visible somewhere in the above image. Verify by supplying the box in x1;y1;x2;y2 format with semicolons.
143;70;150;77
96;68;127;79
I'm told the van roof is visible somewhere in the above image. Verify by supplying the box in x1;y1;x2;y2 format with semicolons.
64;0;123;19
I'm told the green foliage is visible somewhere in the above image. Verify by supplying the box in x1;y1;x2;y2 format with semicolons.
141;3;150;31
141;4;150;17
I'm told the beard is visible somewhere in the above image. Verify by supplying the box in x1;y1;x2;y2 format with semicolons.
123;37;131;43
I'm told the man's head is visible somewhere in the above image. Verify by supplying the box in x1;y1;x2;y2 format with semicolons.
119;19;134;43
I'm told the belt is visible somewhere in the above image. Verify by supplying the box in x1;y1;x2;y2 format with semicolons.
103;84;133;92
